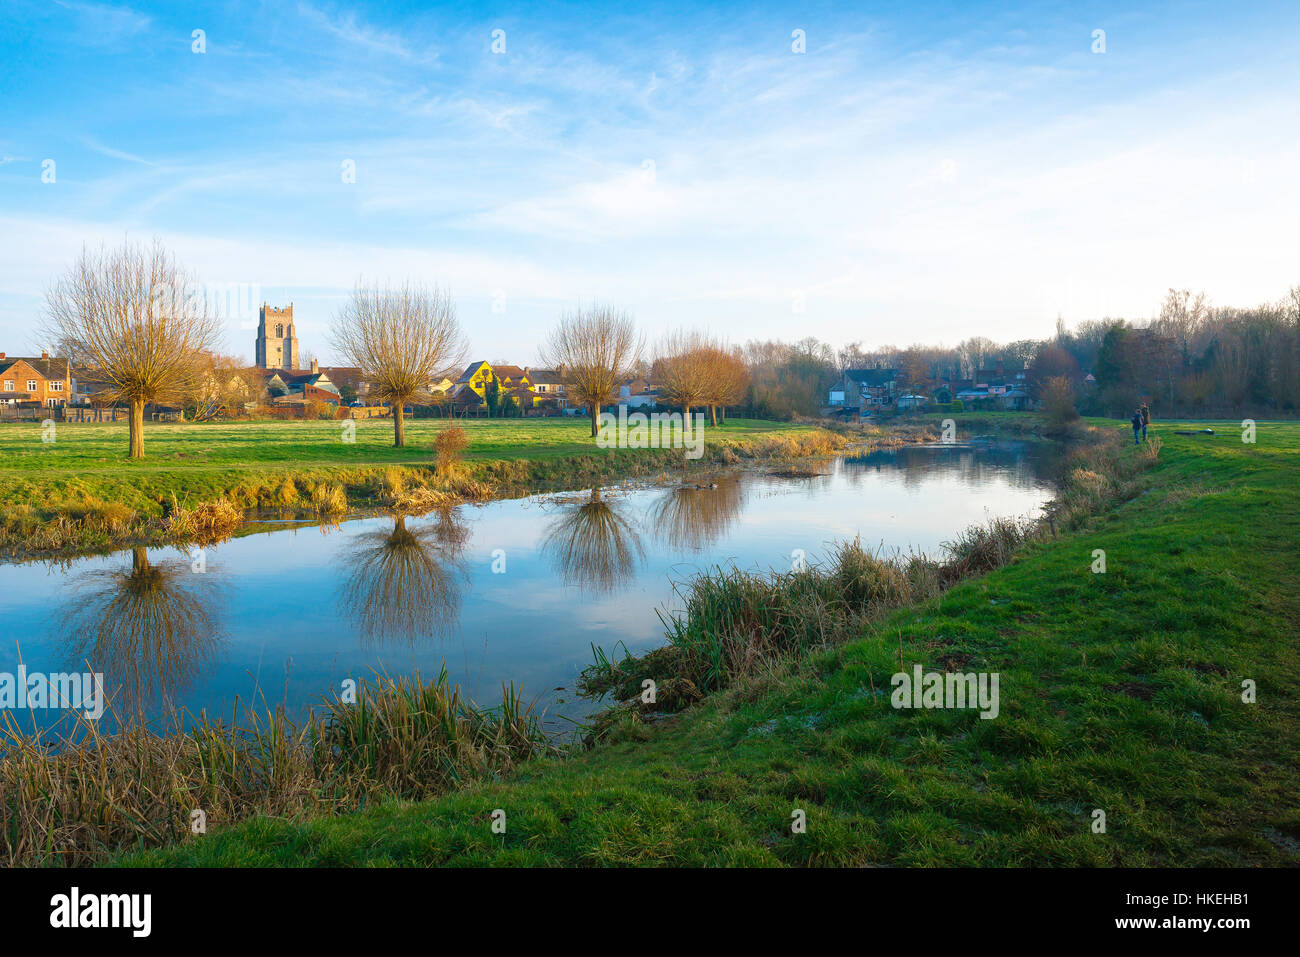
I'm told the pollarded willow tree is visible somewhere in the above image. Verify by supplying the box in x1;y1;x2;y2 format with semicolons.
656;329;713;424
702;344;750;425
330;280;467;448
540;305;642;437
43;239;223;459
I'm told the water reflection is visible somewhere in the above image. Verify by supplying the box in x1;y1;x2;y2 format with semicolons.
539;487;645;594
648;475;747;553
56;546;222;714
2;444;1057;732
339;511;468;645
842;441;1058;491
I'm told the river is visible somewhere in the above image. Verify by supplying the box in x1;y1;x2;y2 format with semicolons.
0;440;1057;737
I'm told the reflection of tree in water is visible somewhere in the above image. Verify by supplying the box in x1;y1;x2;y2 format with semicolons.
59;546;222;716
540;488;644;595
648;476;747;553
340;511;467;646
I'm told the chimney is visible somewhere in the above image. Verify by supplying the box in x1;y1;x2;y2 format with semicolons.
311;358;319;374
558;363;565;378
41;350;48;359
0;353;6;360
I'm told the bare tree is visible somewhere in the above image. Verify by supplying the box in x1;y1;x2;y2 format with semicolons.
330;280;467;447
656;329;712;423
956;336;999;380
701;342;749;425
42;239;222;458
540;305;641;437
185;351;258;420
898;345;933;394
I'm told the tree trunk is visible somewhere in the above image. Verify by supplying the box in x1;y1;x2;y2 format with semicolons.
128;396;145;459
590;402;599;437
393;403;406;447
709;404;717;426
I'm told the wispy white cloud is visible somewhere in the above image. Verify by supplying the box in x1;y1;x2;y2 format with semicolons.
296;1;435;63
52;0;150;47
5;3;1300;360
81;137;156;166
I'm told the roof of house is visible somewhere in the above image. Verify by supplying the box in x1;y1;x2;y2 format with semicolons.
317;366;365;389
843;368;898;386
529;368;564;385
0;355;70;379
298;375;340;394
452;388;486;406
456;360;492;383
493;364;529;381
263;368;340;388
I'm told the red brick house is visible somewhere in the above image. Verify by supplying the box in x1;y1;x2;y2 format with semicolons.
0;352;72;407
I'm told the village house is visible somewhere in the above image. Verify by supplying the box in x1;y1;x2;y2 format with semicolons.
955;359;1033;409
310;366;368;404
0;351;71;408
262;360;342;407
828;368;900;411
618;377;659;409
528;366;569;409
450;360;496;408
447;361;571;414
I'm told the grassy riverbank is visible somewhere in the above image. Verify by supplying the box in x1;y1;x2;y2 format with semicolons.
0;417;860;558
116;417;1299;866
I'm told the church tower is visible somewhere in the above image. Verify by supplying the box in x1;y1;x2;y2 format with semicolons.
255;303;299;370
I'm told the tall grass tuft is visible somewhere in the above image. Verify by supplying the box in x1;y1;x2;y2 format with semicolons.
941;516;1037;580
162;498;242;545
309;482;348;515
433;426;470;477
580;537;938;705
0;671;552;866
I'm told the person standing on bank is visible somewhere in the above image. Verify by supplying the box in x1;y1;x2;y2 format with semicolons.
1131;408;1143;445
1140;403;1150;441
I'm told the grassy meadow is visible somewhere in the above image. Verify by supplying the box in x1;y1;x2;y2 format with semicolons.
113;418;1299;866
0;416;850;557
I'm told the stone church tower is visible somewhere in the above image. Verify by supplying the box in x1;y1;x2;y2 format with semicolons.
255;303;299;370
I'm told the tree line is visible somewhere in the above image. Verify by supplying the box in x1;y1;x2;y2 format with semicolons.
40;239;1299;460
40;240;755;457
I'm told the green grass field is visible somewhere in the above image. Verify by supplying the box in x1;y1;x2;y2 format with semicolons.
0;416;838;556
0;416;811;490
118;419;1300;866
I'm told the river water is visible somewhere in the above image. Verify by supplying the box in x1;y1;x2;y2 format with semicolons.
0;441;1057;736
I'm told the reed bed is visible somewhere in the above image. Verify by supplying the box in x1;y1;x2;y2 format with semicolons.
0;669;553;866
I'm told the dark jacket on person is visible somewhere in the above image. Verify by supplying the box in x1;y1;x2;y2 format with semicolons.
1131;412;1143;429
1140;406;1150;425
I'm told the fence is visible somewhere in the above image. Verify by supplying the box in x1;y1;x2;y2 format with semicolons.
0;406;128;423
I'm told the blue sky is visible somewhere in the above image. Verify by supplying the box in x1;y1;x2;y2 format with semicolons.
2;0;1298;365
